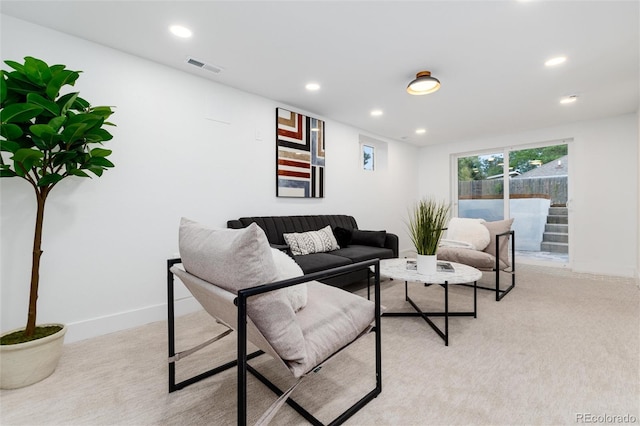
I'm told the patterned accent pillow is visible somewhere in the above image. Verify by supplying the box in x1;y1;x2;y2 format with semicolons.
283;225;340;255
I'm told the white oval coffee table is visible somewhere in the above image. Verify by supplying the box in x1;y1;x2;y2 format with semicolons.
375;258;482;346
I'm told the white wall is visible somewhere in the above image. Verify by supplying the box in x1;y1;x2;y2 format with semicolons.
0;16;420;342
419;114;639;278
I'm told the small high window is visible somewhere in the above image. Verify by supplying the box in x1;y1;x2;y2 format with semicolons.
362;145;375;171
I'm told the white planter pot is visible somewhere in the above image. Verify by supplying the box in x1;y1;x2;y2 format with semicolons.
417;254;437;275
0;324;67;389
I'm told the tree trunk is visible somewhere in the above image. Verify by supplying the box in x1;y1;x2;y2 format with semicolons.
25;187;48;338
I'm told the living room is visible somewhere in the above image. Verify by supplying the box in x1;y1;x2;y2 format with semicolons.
1;1;638;424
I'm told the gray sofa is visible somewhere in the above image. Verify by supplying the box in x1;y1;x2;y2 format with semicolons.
227;215;398;288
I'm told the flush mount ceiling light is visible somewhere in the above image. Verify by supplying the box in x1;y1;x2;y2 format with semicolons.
407;71;441;95
170;25;192;38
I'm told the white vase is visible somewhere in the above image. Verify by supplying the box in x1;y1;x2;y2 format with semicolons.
0;324;67;389
416;254;437;275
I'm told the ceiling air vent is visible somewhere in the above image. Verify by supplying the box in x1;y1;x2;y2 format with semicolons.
186;57;223;74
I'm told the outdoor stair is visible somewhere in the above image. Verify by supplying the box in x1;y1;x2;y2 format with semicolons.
541;207;568;253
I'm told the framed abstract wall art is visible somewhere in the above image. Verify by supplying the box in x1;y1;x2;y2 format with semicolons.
276;108;325;198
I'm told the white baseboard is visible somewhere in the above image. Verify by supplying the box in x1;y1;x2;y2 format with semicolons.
571;261;636;279
63;296;201;344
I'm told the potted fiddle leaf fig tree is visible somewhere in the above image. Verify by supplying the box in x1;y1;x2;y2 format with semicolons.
407;197;450;275
0;56;115;389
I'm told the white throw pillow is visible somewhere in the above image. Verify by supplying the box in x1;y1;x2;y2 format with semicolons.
445;217;491;251
283;225;340;255
271;248;308;312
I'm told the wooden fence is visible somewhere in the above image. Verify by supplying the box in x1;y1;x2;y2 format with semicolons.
458;176;568;206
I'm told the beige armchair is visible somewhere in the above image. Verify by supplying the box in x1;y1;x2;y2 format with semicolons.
167;218;382;425
437;218;515;301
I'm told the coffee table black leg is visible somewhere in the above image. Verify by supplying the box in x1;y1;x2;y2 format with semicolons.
474;280;477;318
444;281;449;346
384;280;476;346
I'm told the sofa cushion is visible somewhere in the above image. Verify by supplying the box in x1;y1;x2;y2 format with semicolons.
483;218;514;267
271;248;307;312
438;246;508;270
351;229;387;248
292;281;375;377
445;217;490;251
178;218;307;363
283;225;340;255
332;245;395;263
294;252;353;274
332;226;353;248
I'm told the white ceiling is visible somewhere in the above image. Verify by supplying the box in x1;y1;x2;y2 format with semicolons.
2;1;638;146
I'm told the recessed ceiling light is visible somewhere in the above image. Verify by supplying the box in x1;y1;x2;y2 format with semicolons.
560;95;578;104
545;56;567;67
370;109;383;117
305;82;320;91
170;25;193;38
415;128;427;135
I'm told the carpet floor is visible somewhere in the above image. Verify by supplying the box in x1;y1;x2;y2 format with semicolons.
1;264;638;425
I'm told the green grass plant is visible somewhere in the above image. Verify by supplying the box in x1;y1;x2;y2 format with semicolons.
407;198;450;255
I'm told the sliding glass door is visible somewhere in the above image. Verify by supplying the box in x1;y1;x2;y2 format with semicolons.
454;142;570;265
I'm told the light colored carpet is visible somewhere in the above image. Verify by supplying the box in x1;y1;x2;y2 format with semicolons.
1;264;638;425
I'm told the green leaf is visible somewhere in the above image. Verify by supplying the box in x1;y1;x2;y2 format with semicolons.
4;73;42;96
0;103;44;123
73;96;90;110
89;156;114;168
68;168;90;178
29;124;62;148
85;128;113;142
26;93;60;116
0;72;7;103
58;92;79;114
90;147;112;157
45;69;79;99
0;168;18;178
13;148;44;162
48;116;66;132
61;123;88;144
87;166;104;177
13;148;44;176
37;173;64;187
67;112;103;127
49;64;65;74
1;123;23;140
24;57;52;86
0;140;21;153
51;150;80;167
29;124;56;138
4;60;24;73
89;106;114;119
